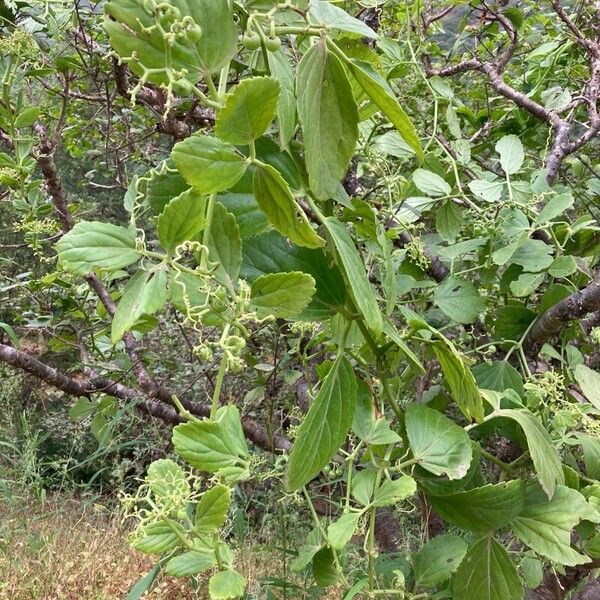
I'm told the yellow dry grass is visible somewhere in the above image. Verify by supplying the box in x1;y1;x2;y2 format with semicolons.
0;492;338;600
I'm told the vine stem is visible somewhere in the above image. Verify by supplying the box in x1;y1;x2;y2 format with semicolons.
211;324;231;419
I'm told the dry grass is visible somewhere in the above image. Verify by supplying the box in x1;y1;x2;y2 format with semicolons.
0;491;333;600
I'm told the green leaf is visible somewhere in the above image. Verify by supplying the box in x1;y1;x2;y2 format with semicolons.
172;420;245;473
436;201;463;242
510;272;545;297
104;0;236;83
250;271;316;319
146;459;189;499
290;529;323;572
132;521;184;554
494;305;536;341
267;49;296;149
322;217;382;335
297;40;359;199
309;0;377;39
207;202;242;292
428;481;526;532
511;485;600;566
69;398;96;421
433;341;485;423
56;221;139;274
252;163;325;248
496;135;524;175
126;564;160;600
520;556;543;590
536;192;574;224
172;136;247;194
327;512;361;550
434;276;484;324
493;409;564;499
312;547;339;587
405;404;472;480
548;255;577;278
286;355;357;490
165;551;215;577
158;189;207;252
346;59;423;160
412;534;467;588
241;230;346;320
573;364;600;410
468;179;504;202
372;475;416;507
510;239;554;272
453;537;523;600
14;106;41;128
195;485;231;533
209;569;246;599
218;193;269;239
111;269;169;343
577;434;600;479
141;164;190;214
215;77;280;145
413;169;451;197
471;361;524;396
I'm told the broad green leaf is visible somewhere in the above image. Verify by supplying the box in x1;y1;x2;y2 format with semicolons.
286;355;357;490
253;163;325;248
548;255;577;278
250;271;316;319
157;189;207;252
413;169;451;197
471;361;524;396
494;304;536;341
140;163;190;214
56;221;139;274
322;217;383;335
14;106;40;128
372;475;416;507
207;202;242;292
428;481;526;532
382;319;425;374
468;179;504;202
327;512;361;550
573;364;600;410
195;485;231;533
126;565;160;600
496;135;524;175
436;200;463;242
132;521;184;554
172;420;245;473
346;59;423;160
412;534;467;588
69;398;96;421
510;239;554;272
209;569;246;599
373;130;415;158
511;485;600;566
352;380;402;444
405;404;472;480
434;276;485;324
215;405;249;459
105;0;236;82
433;341;485;423
268;49;296;149
312;547;339;587
111;269;169;343
215;77;280;145
290;529;323;572
536;192;574;223
297;40;358;199
493;409;564;498
165;551;215;577
577;434;600;479
218;193;269;238
511;272;545;297
351;469;378;506
241;230;346;320
309;0;377;39
172;136;247;194
521;556;544;590
453;537;522;600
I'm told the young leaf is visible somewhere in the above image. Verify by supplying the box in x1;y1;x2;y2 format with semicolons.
56;221;139;274
132;521;184;554
493;409;564;499
165;551;215;577
252;163;325;248
215;77;280;145
322;217;383;335
286;355;358;490
405;403;472;480
433;276;485;324
250;271;316;319
157;189;207;253
346;59;423;160
372;475;416;507
111;269;169;343
195;485;231;533
453;537;523;600
207;202;242;292
496;135;524;175
511;484;600;566
296;39;359;199
428;481;526;532
412;534;467;588
327;512;361;550
172;136;247;194
208;569;246;600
